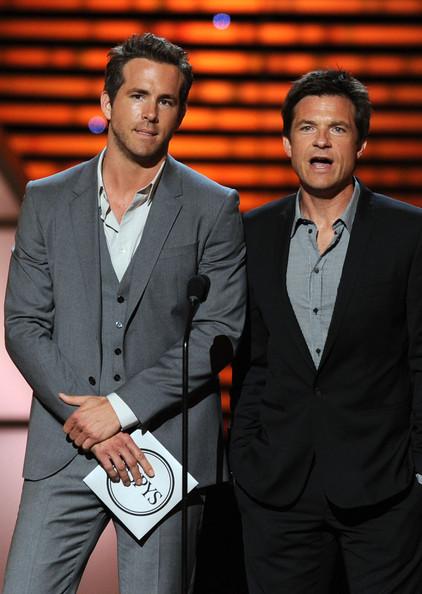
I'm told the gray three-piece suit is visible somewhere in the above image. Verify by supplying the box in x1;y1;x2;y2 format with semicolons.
3;153;246;594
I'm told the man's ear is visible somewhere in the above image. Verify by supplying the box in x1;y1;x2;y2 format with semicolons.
357;140;367;159
100;91;112;121
176;104;187;129
282;135;292;158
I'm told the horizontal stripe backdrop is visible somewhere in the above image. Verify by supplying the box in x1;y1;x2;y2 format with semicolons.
0;0;421;423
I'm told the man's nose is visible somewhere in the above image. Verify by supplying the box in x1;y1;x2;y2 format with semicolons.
142;101;158;122
313;129;331;148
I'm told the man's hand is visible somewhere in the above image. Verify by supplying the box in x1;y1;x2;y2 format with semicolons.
92;433;155;487
60;393;121;450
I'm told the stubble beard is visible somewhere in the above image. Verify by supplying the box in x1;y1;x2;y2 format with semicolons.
300;177;354;200
109;121;168;168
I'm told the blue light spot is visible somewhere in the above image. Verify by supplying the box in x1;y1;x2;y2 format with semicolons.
88;116;107;134
213;13;231;30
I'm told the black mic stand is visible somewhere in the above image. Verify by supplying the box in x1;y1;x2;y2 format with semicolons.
181;275;209;594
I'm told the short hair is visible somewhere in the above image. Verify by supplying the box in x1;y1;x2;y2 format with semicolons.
282;69;371;147
104;32;193;110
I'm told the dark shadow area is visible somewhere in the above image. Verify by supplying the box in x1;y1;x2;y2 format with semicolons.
194;482;248;594
195;482;350;594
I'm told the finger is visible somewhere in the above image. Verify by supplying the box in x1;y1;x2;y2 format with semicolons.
63;412;77;434
81;437;97;451
119;448;143;486
69;426;86;447
128;443;154;478
95;451;120;483
112;456;132;487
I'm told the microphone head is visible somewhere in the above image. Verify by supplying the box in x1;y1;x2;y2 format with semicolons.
187;274;210;304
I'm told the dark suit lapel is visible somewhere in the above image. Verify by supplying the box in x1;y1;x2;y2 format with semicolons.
319;184;374;368
275;196;316;372
68;155;102;341
125;156;183;321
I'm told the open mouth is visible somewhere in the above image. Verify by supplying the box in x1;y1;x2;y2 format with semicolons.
310;156;333;165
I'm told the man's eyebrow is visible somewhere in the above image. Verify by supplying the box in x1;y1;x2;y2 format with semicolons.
126;87;178;100
125;87;147;95
158;93;178;101
330;119;351;128
295;118;351;127
295;118;317;126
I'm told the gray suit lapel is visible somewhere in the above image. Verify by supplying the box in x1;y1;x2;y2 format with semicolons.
68;155;102;341
125;156;183;321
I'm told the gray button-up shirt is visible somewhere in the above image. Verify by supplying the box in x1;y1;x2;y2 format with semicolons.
286;181;360;367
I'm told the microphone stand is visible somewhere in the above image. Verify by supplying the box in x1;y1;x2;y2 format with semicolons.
181;275;209;594
181;299;197;594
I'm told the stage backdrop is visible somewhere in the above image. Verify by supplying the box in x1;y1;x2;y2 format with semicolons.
0;1;421;592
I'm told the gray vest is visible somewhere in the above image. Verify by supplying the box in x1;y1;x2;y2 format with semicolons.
98;224;132;396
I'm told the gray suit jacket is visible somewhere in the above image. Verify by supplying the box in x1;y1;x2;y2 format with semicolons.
5;153;246;486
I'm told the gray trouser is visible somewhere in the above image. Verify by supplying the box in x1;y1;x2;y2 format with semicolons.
2;453;204;594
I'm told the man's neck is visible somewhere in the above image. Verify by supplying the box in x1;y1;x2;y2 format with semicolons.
102;145;165;197
299;181;355;228
101;146;165;224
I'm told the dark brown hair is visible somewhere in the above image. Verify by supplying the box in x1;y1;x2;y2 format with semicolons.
282;69;371;147
104;32;193;113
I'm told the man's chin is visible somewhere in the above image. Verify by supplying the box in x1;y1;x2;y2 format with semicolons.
113;133;167;168
301;181;351;200
125;147;167;169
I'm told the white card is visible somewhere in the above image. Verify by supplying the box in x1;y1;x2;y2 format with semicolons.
83;430;198;540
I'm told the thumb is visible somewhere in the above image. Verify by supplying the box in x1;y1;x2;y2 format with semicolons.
59;393;87;406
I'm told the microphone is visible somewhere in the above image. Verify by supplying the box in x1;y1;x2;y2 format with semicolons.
187;274;210;307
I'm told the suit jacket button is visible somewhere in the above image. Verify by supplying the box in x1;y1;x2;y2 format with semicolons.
114;374;121;382
117;296;125;303
89;376;96;386
315;387;322;397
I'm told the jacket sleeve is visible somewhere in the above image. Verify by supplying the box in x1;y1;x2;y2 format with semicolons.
407;229;422;472
116;190;247;424
4;186;93;422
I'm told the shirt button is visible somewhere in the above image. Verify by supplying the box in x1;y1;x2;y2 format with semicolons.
114;347;122;355
88;376;96;386
117;296;125;303
314;267;320;274
316;348;321;355
308;228;312;234
114;374;121;382
116;321;123;329
313;308;318;314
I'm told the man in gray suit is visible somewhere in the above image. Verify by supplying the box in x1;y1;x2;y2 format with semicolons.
3;33;245;594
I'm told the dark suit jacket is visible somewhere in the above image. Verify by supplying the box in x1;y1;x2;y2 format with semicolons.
230;183;422;508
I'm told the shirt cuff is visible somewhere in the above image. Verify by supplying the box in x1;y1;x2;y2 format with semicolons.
416;473;422;485
107;392;139;430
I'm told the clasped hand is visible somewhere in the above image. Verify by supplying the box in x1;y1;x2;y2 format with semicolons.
59;393;154;486
60;393;120;450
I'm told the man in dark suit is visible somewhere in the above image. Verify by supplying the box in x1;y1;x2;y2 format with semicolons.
3;33;245;594
230;69;422;593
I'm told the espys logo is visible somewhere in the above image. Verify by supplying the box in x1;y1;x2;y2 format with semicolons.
107;449;175;516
